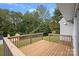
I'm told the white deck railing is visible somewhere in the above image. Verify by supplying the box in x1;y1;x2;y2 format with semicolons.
8;33;43;47
3;33;73;56
48;33;73;46
3;38;25;56
3;33;43;56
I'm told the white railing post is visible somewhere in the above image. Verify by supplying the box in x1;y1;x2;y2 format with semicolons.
3;38;25;56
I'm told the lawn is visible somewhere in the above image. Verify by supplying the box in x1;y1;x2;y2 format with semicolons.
0;44;3;56
43;35;60;43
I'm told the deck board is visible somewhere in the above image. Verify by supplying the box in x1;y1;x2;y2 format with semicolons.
20;40;73;56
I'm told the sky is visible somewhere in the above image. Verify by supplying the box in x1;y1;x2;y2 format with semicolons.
0;3;56;16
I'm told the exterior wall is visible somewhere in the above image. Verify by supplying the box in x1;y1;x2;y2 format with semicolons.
73;11;79;55
57;3;79;56
59;18;73;41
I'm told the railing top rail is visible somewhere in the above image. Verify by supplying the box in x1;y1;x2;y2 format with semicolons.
60;34;72;37
48;33;59;36
48;33;72;37
8;33;43;39
21;33;43;36
3;38;25;56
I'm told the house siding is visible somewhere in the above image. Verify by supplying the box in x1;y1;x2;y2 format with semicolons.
59;18;73;41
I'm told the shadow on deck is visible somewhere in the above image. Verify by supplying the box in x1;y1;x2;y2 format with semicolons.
20;40;73;56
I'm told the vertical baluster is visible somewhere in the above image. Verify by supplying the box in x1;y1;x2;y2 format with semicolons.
64;36;67;44
17;36;18;47
66;36;68;45
14;37;16;46
11;38;13;43
68;36;71;44
51;35;53;42
63;35;64;41
38;35;39;41
61;35;63;43
26;36;27;46
16;37;18;47
69;36;70;41
69;36;70;44
49;35;50;41
15;38;16;46
15;37;17;46
31;36;32;44
17;36;21;47
65;36;66;44
30;36;32;44
10;38;12;42
63;35;64;44
66;36;67;45
68;36;69;42
71;36;73;48
14;38;15;45
16;37;17;47
67;36;68;41
42;34;43;40
39;35;40;40
12;38;14;44
13;38;14;45
70;36;71;42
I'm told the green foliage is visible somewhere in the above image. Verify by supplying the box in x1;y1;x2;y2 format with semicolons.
49;8;61;34
30;5;51;34
0;5;52;36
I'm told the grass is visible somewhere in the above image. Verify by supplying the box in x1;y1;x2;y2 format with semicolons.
0;44;3;56
43;35;60;43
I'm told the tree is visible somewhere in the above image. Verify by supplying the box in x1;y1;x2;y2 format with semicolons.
0;7;51;36
50;8;62;34
31;4;51;33
0;9;24;36
23;11;41;34
37;4;50;21
0;9;12;36
9;11;23;33
53;8;62;23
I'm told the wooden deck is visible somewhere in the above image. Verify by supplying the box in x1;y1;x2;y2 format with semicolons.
20;40;73;56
